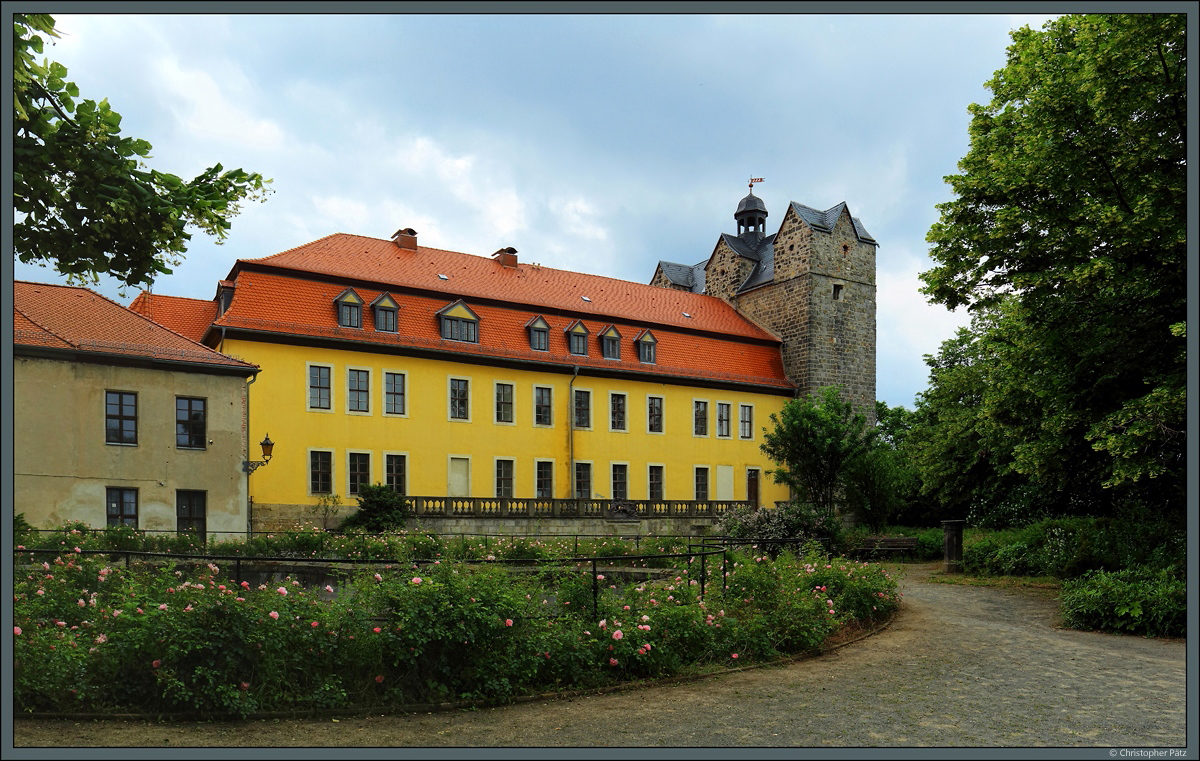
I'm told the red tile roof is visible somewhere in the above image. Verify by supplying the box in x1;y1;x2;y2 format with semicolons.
127;292;218;343
14;281;257;371
239;234;780;341
212;269;790;390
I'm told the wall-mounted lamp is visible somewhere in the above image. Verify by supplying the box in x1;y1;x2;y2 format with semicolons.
243;434;274;474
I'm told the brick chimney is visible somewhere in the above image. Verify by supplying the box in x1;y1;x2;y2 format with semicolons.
391;228;418;250
492;247;518;268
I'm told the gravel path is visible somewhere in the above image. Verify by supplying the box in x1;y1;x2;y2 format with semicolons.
11;563;1188;749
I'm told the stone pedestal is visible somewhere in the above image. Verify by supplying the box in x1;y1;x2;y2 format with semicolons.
942;519;965;574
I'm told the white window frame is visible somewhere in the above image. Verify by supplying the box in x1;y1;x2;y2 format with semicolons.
573;460;594;500
646;394;665;435
382;369;408;418
647;463;666;502
306;362;335;413
346;449;372;497
534;458;556;499
447;454;472;497
494;457;516;498
494;380;517;426
692;398;710;438
739;404;755;440
608;391;628;433
716;401;733;439
346;366;372;416
307;448;335;496
448;375;472;422
610;461;630;502
573;387;593;431
383;450;409;495
532;385;554;428
694;465;711;502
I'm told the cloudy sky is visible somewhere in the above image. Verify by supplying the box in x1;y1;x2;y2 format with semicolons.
12;11;1060;408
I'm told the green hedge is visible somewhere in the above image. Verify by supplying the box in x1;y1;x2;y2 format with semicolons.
13;546;900;717
1060;567;1185;637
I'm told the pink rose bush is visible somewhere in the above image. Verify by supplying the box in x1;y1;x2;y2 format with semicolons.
11;533;897;717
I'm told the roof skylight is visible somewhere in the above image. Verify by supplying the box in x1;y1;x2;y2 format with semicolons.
581;296;592;302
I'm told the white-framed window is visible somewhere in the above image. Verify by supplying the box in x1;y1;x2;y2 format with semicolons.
384;452;408;495
494;381;515;425
438;300;481;344
306;363;334;412
347;367;371;414
716;402;732;438
693;399;709;437
535;459;555;498
533;386;553;427
495;458;515;498
609;392;627;432
347;450;371;496
573;388;592;430
308;448;334;495
647;464;665;502
647;395;664;434
448;376;471;422
739;404;754;439
334;288;364;329
610;462;629;501
383;370;407;417
636;331;657;364
573;461;593;499
694;466;710;501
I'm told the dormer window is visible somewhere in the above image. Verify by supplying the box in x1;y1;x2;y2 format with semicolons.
600;325;621;360
215;282;235;315
334;288;364;329
635;330;657;364
371;293;400;333
437;300;480;343
566;320;589;356
526;315;550;352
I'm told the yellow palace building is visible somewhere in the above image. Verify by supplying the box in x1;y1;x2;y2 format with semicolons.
132;191;877;533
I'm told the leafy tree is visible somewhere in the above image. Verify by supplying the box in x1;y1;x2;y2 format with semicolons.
339;484;411;533
920;14;1186;515
842;447;907;534
13;14;272;287
760;386;876;521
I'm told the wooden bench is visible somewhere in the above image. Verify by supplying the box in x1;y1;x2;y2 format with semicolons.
856;536;920;559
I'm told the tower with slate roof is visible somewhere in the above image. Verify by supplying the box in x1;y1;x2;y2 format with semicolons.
651;190;877;422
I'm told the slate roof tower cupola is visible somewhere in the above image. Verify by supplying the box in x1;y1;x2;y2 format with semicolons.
735;191;768;241
649;186;878;424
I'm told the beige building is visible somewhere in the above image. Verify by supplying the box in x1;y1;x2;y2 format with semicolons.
13;282;259;539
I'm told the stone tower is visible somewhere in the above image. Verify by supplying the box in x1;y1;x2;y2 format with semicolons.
651;191;877;422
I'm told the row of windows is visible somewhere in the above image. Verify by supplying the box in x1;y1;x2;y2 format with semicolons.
105;391;208;449
307;366;756;437
331;290;659;363
307;450;755;502
105;488;209;540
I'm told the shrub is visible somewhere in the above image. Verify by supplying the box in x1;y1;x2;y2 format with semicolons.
716;500;843;550
14;542;902;717
339;484;411;533
1060;567;1185;637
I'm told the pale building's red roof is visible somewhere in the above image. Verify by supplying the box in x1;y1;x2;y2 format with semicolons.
14;281;257;371
128;292;218;343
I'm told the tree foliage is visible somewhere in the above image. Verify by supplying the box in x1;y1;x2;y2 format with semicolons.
916;14;1186;520
760;386;876;521
339;484;411;533
13;14;272;287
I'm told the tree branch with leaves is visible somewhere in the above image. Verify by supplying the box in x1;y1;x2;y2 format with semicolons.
13;14;272;287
